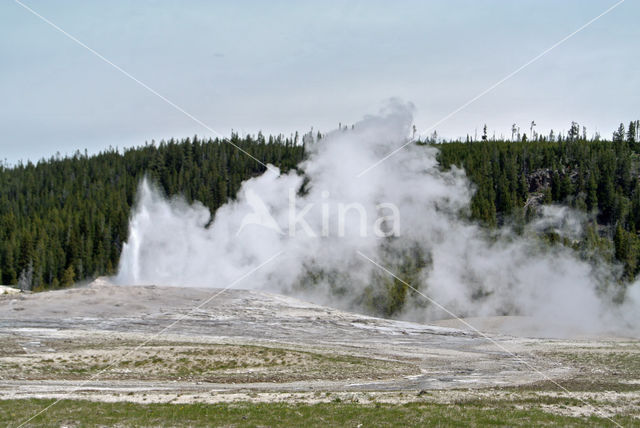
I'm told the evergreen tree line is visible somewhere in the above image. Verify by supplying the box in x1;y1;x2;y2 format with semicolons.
0;134;305;290
1;120;639;293
435;120;640;279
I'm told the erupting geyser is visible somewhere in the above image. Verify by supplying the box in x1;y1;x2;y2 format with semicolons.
116;101;640;338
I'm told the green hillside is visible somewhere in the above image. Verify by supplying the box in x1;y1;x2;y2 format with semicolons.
0;134;304;290
1;120;639;296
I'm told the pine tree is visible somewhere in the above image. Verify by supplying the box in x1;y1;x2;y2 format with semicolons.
61;265;75;287
628;121;637;151
568;121;580;141
586;173;598;212
614;123;626;142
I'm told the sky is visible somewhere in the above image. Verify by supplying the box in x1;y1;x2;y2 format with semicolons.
1;0;639;164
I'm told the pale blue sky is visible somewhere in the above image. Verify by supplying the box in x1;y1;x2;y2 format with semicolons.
1;0;638;164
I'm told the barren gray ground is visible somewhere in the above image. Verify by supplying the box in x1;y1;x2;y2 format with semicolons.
1;279;639;420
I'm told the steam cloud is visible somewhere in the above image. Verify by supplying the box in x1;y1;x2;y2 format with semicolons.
115;101;639;338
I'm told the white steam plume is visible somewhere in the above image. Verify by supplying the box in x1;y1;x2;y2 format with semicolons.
115;100;639;338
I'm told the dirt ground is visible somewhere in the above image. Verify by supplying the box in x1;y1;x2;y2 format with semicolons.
1;279;638;420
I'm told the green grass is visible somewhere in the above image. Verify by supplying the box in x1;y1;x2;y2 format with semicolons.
521;349;640;392
0;342;417;384
1;399;633;427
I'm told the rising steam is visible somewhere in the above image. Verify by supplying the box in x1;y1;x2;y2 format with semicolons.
115;101;640;338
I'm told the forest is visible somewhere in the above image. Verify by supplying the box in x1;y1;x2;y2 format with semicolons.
1;120;639;292
436;120;640;280
0;133;304;290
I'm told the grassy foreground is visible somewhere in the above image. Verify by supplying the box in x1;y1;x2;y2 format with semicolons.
2;399;632;427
